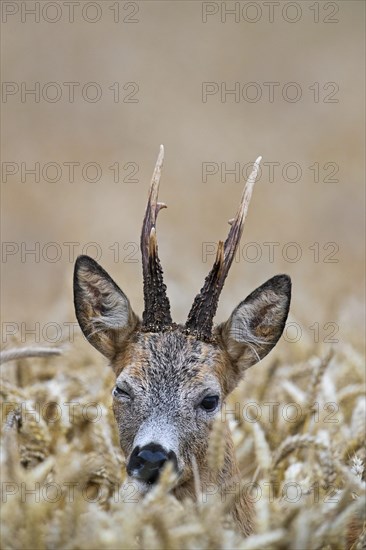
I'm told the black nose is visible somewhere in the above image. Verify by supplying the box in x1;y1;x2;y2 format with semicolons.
127;443;178;484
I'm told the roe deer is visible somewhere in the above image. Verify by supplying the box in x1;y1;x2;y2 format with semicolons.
73;146;291;535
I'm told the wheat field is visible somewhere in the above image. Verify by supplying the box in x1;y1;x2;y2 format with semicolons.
1;336;365;549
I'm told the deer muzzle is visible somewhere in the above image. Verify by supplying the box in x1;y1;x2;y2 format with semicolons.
127;443;178;485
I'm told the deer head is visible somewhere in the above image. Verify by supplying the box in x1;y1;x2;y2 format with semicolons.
73;146;291;501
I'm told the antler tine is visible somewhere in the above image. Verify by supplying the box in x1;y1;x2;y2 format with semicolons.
186;157;262;341
223;156;262;266
141;145;172;331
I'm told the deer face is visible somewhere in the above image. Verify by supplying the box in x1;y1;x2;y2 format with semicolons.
74;256;291;491
113;331;225;488
74;148;291;493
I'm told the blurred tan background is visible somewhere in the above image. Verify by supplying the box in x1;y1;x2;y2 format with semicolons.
1;1;365;353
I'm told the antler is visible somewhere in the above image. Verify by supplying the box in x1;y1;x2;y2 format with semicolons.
141;145;172;331
185;156;262;341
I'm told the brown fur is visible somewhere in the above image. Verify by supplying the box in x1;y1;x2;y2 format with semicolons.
74;256;291;535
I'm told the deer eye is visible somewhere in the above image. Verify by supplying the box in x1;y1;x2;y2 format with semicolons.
200;395;219;412
113;386;131;400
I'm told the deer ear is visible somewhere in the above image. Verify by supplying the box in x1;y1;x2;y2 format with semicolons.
218;275;291;374
73;255;139;360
